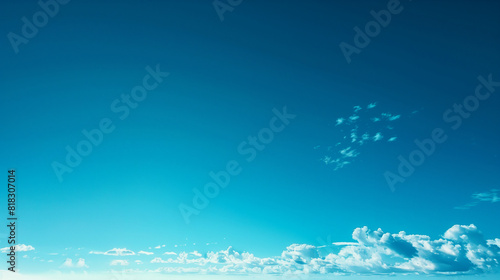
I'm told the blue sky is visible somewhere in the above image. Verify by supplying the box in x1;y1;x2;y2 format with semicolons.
1;0;500;279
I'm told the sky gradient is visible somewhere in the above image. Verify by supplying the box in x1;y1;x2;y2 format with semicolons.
1;0;500;279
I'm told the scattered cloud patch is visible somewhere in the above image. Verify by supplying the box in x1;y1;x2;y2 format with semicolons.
316;103;404;170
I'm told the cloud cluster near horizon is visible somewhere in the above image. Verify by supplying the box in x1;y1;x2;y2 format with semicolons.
316;103;406;171
142;224;500;275
8;224;500;276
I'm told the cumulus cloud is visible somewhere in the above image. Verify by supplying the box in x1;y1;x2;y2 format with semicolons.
145;225;499;276
110;260;129;266
189;251;202;257
455;189;499;210
61;258;87;268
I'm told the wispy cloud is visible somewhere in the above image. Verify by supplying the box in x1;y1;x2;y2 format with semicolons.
138;251;154;255
331;242;359;246
89;248;135;256
455;189;499;210
335;118;344;126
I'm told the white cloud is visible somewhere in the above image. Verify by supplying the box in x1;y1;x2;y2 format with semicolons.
473;189;499;202
487;238;500;248
89;248;135;256
61;258;87;268
340;147;358;158
110;260;129;266
138;251;154;255
75;258;87;268
189;251;202;257
381;113;401;121
348;114;359;122
61;259;72;267
335;118;344;126
373;132;383;141
332;242;359;246
0;244;35;253
367;102;377;109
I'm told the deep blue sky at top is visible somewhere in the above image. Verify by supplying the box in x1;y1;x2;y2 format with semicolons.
0;0;499;259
